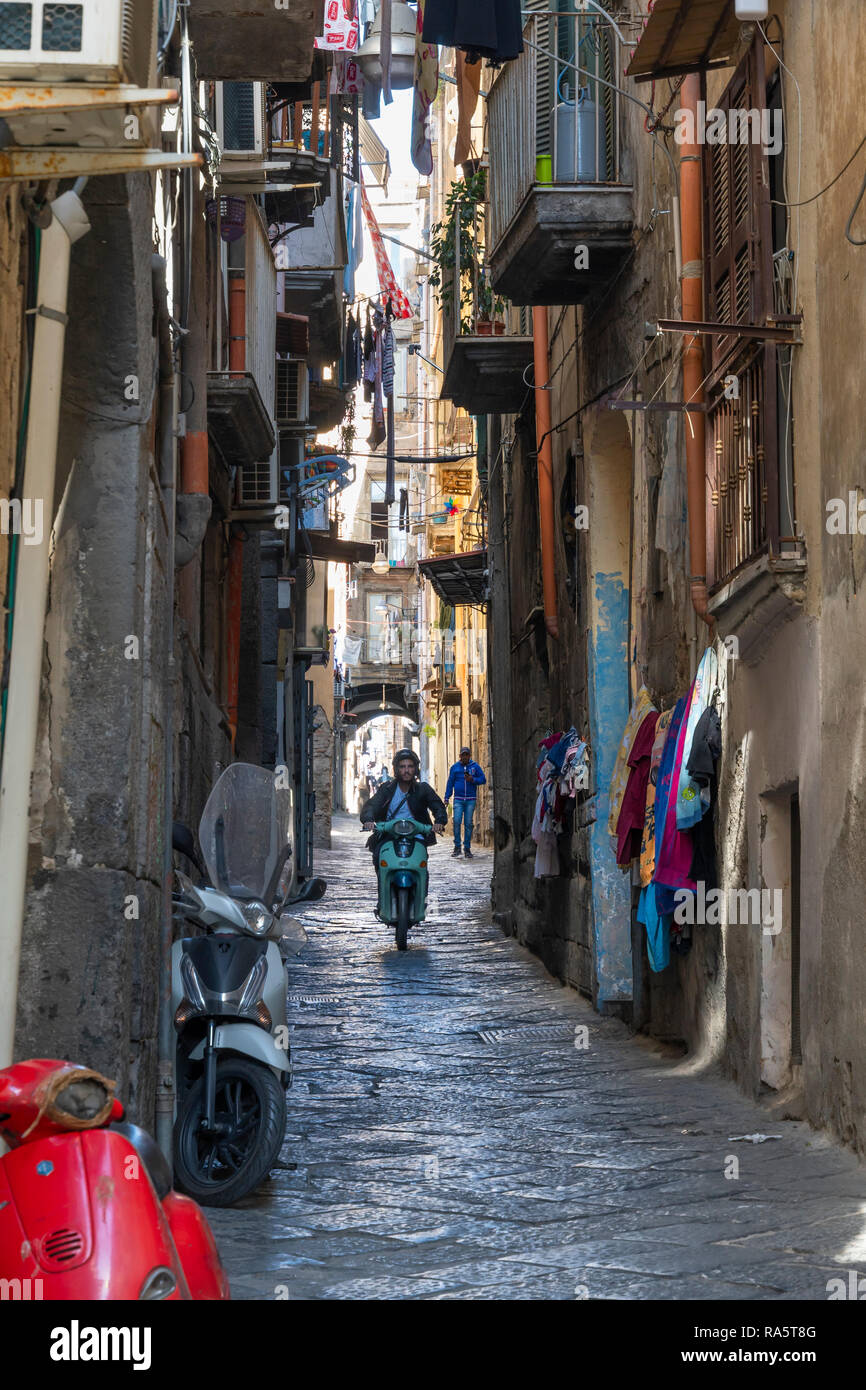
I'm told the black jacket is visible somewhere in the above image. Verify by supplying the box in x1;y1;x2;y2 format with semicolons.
360;778;448;848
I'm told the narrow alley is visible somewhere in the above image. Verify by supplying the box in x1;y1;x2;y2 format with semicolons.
209;817;866;1302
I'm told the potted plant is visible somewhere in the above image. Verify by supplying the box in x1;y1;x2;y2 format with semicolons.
429;169;487;336
475;278;507;335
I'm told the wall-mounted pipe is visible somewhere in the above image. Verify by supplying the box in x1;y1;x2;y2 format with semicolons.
679;75;713;630
0;190;90;1067
532;306;559;641
225;532;244;748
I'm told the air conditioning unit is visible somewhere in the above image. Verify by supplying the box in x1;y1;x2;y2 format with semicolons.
275;358;309;427
237;454;278;507
216;81;266;159
0;0;158;85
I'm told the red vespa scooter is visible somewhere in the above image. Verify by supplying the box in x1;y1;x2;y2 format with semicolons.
0;1058;230;1300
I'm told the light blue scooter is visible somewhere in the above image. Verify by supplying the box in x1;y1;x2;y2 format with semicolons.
369;816;437;950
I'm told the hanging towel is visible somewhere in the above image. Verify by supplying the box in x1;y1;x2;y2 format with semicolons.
639;706;674;887
411;0;439;176
616;710;659;867
675;646;719;830
454;49;481;166
654;689;697;913
637;884;671;973
607;685;656;836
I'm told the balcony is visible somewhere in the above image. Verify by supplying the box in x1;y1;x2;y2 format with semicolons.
188;0;324;83
487;13;633;306
207;202;277;471
274;169;348;364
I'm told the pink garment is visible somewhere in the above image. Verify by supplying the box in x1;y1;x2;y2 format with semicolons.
653;686;696;893
616;710;659;867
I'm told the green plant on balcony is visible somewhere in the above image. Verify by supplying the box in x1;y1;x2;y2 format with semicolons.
475;277;506;334
428;169;487;335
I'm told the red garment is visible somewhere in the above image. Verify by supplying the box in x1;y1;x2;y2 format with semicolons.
616;710;659;866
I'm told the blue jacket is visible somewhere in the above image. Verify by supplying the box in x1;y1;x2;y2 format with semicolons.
445;760;487;801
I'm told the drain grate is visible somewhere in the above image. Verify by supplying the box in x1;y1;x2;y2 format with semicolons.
287;994;343;1007
475;1023;576;1044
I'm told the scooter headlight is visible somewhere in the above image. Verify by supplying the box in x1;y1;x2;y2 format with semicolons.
139;1266;177;1300
239;900;273;937
393;819;414;835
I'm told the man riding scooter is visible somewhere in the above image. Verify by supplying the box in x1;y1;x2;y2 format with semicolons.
360;749;447;947
361;748;447;859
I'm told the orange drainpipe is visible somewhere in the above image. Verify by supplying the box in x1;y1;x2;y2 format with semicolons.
226;272;246;745
226;532;244;748
532;306;559;640
228;271;246;374
679;75;713;630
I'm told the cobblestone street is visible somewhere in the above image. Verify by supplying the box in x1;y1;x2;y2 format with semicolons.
208;816;866;1301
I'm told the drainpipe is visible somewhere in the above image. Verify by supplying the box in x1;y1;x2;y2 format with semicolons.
680;75;713;630
176;186;211;568
153;254;178;1165
226;273;245;747
226;532;244;749
532;306;559;640
0;189;90;1068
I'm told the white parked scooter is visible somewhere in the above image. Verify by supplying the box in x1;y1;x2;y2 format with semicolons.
170;762;323;1207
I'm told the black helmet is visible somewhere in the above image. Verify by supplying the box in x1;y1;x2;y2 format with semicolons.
392;747;420;774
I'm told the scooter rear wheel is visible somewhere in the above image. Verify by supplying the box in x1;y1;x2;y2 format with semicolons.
174;1057;286;1208
395;886;411;951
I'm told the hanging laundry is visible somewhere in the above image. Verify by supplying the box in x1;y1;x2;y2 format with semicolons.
382;311;396;503
359;178;413;319
343;184;363;300
639;706;674;888
421;0;524;62
399;487;409;531
637;883;670;973
675;646;719;830
608;685;656;837
342;633;363;665
653;691;697;915
616;709;659;867
531;728;589;877
454;50;481;167
687;706;722;888
411;0;439;176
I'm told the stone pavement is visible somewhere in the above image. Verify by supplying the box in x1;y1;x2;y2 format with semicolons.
207;815;866;1301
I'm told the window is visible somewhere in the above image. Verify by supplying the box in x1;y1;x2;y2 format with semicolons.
703;39;787;588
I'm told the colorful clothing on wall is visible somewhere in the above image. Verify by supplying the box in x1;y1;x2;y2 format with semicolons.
675;646;719;830
616;709;659;867
639;706;674;888
607;685;656;836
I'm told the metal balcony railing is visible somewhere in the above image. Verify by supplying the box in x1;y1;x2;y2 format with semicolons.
488;12;624;251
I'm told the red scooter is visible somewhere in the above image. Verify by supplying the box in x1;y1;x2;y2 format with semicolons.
0;1058;230;1300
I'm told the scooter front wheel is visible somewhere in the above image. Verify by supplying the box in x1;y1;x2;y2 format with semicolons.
395;886;411;951
174;1057;286;1208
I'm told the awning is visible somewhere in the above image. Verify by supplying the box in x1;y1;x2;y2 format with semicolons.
418;548;488;605
625;0;743;84
306;534;375;565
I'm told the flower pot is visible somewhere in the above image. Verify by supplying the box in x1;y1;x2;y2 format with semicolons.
493;321;505;335
475;319;493;336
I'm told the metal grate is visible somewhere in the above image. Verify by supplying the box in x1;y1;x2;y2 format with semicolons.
0;2;32;48
707;348;768;584
476;1023;576;1044
275;359;304;423
41;1227;85;1265
42;2;82;50
238;460;274;504
223;81;257;151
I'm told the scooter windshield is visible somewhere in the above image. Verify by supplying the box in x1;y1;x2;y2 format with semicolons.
199;763;291;902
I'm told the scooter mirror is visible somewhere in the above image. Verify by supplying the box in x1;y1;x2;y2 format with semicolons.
172;821;205;876
278;917;308;954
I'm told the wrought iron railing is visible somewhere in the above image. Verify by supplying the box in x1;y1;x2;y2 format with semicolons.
267;87;359;181
488;12;624;250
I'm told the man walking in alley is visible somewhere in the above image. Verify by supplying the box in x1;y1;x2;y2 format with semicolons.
444;746;487;858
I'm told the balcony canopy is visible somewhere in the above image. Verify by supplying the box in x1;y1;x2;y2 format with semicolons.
625;0;743;84
188;0;324;82
418;549;488;607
